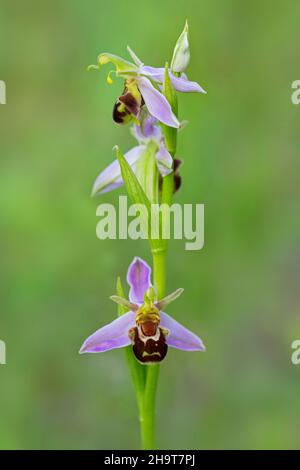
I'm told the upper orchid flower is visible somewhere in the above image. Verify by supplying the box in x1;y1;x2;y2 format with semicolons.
88;41;206;128
80;257;205;363
92;113;173;196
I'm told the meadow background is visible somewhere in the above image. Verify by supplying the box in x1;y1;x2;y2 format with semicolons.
1;0;300;449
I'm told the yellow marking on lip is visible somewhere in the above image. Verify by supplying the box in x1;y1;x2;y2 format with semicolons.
135;308;160;326
142;351;161;358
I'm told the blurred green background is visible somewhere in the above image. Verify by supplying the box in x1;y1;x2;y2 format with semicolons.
1;0;300;449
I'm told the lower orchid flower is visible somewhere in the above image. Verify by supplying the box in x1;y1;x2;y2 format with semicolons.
92;113;173;196
79;257;205;363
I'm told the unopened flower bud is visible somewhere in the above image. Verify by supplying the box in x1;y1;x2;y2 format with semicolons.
171;21;190;73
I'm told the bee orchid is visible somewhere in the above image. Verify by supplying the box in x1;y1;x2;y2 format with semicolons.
79;257;205;363
92;113;173;196
89;44;206;128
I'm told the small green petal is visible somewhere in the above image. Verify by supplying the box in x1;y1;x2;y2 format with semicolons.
127;46;144;66
110;295;139;312
97;53;138;75
155;288;184;310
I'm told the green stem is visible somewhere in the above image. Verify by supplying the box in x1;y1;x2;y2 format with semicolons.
161;173;174;206
140;364;159;449
139;251;165;449
139;169;175;449
139;64;178;450
153;250;166;300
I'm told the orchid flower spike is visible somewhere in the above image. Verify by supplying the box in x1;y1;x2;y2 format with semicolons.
80;257;205;364
91;112;173;196
88;37;206;128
